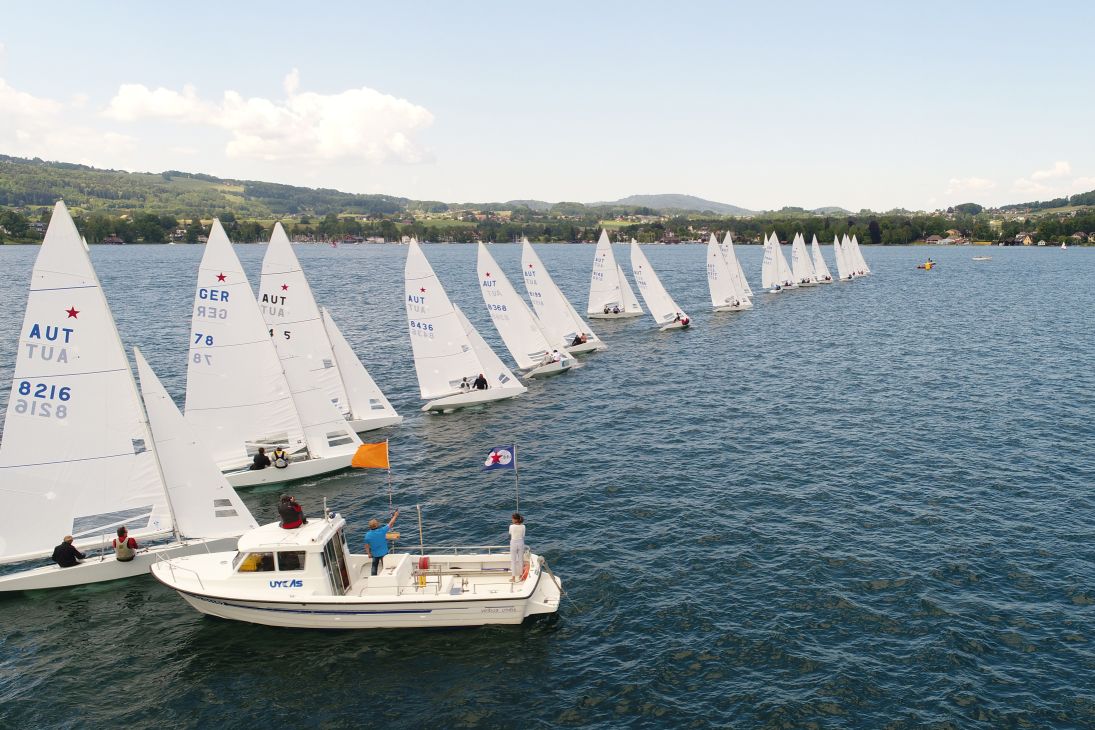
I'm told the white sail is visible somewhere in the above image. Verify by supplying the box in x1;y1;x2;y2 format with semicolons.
810;235;833;281
259;223;352;418
761;233;777;289
835;235;853;279
184;220;306;470
588;229;622;314
618;265;643;314
405;240;521;399
133;349;257;540
706;234;746;310
320;309;402;429
790;233;817;284
521;241;603;349
630;241;689;326
453;305;525;393
720;232;753;297
0;202;172;564
478;243;567;370
850;234;871;274
773;235;796;287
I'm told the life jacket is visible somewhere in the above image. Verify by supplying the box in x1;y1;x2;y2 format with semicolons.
114;534;135;562
272;449;289;469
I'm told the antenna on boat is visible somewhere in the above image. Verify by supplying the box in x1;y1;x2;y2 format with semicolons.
513;444;521;514
323;497;331;521
416;504;425;556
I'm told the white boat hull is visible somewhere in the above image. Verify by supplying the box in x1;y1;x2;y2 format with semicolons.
347;414;404;433
225;453;354;488
587;311;643;319
524;358;575;378
659;321;691;331
0;537;237;593
422;388;523;413
816;278;835;284
713;302;751;312
565;340;607;355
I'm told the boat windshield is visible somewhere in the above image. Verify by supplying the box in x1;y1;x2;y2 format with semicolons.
321;532;350;594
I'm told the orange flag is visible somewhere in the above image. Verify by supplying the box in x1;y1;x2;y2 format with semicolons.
352;441;389;469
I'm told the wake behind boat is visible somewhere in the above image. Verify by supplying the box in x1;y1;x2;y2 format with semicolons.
151;512;562;629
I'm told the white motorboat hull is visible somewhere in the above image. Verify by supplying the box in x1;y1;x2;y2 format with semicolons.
347;414;404;433
587;311;643;319
225;453;354;488
422;388;523;413
524;358;575;378
0;536;237;593
565;340;607;355
152;552;562;629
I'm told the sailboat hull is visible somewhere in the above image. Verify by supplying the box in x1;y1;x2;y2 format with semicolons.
565;340;607;355
588;311;643;319
422;389;523;413
713;302;752;312
0;536;237;593
524;358;575;378
348;414;404;433
225;454;354;488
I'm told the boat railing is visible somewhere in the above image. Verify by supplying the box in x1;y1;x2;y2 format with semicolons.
156;554;205;591
404;544;510;556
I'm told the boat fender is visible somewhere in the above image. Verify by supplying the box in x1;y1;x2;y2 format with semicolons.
418;556;430;570
521;562;530;581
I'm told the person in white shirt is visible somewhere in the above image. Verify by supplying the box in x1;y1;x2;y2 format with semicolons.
508;513;526;582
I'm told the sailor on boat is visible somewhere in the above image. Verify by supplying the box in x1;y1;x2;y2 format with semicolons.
509;513;526;582
673;313;691;328
249;447;271;471
473;373;489;390
460;376;472;391
51;536;85;568
113;527;138;562
271;447;289;469
278;495;308;529
365;510;399;575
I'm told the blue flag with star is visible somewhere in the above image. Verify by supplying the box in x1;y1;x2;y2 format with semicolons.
482;445;516;471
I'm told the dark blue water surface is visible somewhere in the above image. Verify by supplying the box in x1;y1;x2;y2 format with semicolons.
0;243;1092;728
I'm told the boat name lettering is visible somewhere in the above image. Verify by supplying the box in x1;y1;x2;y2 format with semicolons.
13;399;67;419
482;606;517;614
17;381;71;401
28;324;75;343
260;293;286;305
198;288;229;301
269;579;303;588
194;305;228;320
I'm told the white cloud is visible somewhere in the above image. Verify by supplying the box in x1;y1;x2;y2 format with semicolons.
102;71;434;164
0;76;135;165
1012;177;1048;195
1031;160;1071;181
945;176;996;195
1070;176;1095;190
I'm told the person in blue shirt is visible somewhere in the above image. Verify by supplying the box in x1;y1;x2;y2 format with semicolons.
364;510;399;576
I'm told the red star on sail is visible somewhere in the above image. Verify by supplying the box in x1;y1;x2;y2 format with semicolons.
485;272;491;277
420;287;426;293
216;273;226;282
281;284;289;291
65;306;79;319
528;264;534;268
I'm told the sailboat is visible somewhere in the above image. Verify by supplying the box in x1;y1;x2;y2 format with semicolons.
706;234;751;312
259;223;401;433
0;202;256;592
588;230;643;318
762;233;796;292
478;243;575;377
790;233;818;286
185;221;362;488
1061;241;1067;250
405;240;526;412
521;239;606;354
773;234;797;288
834;235;854;281
847;234;871;275
720;232;753;297
630;241;692;330
810;235;834;283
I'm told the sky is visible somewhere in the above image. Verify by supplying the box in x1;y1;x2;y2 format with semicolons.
2;0;1094;212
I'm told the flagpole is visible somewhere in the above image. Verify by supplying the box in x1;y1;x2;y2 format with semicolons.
385;439;393;510
513;444;520;514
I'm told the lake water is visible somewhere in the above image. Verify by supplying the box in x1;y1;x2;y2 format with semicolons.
0;243;1092;728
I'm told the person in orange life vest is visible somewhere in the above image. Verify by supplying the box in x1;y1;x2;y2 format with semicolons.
113;526;138;562
278;494;307;529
